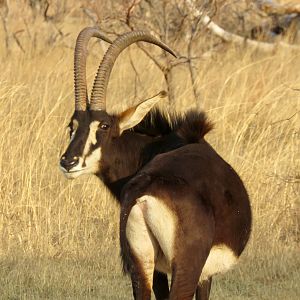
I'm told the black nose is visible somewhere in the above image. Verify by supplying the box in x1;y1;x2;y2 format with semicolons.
60;155;79;172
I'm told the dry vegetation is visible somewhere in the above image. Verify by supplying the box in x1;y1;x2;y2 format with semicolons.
0;1;299;299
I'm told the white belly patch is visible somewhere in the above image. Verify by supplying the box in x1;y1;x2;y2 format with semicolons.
126;195;238;282
200;244;238;281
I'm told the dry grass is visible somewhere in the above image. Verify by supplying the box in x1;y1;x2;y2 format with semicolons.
0;6;299;299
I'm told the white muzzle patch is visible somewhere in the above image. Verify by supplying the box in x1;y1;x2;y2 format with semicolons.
60;121;102;179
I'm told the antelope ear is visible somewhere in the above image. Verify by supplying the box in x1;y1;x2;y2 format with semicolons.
118;91;167;135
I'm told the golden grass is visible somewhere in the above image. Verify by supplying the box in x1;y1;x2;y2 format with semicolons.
0;18;299;298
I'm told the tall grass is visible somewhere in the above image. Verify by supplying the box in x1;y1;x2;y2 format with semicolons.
0;17;299;299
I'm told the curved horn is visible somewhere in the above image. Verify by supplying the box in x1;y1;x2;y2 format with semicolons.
90;31;177;111
74;27;113;111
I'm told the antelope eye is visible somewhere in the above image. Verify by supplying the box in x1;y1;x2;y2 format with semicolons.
99;123;110;130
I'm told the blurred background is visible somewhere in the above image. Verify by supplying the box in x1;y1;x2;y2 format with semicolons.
0;0;299;299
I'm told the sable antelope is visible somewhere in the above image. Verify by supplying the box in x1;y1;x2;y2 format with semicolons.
59;26;252;300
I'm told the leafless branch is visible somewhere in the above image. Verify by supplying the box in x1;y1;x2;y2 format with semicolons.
271;111;299;125
126;0;141;30
186;13;204;105
13;30;25;53
43;0;50;21
128;48;143;98
187;0;300;52
139;44;166;70
257;1;300;16
124;0;169;73
0;3;9;55
82;7;98;23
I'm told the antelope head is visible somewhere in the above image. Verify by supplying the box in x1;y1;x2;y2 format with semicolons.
59;28;176;179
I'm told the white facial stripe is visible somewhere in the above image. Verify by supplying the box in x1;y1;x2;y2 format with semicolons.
73;119;79;130
70;130;76;142
89;121;100;146
82;121;100;157
70;119;79;142
85;148;101;172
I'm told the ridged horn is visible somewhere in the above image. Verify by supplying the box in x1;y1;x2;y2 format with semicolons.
90;31;177;111
74;27;113;111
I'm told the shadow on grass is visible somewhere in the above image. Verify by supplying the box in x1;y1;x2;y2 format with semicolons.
0;250;299;299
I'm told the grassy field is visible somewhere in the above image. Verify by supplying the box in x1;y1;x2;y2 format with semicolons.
0;4;299;299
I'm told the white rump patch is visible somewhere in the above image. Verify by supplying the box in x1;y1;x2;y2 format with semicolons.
125;196;238;284
126;203;157;287
138;196;177;265
126;195;177;276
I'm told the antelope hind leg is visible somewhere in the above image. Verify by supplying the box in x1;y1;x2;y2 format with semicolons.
153;271;169;300
126;203;157;300
195;278;212;300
